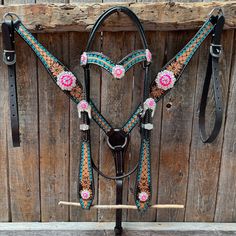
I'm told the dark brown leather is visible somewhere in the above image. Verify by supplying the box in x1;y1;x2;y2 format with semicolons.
199;15;225;143
2;21;20;147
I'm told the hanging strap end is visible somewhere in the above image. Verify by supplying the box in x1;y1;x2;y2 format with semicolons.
12;135;21;147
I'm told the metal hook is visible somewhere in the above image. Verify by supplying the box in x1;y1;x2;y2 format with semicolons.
3;12;20;22
207;7;224;18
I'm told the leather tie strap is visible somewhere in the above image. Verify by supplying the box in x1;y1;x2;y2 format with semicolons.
2;20;20;147
85;6;148;51
199;15;225;143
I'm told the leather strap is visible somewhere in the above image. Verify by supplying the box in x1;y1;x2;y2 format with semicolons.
199;15;225;143
135;138;152;211
135;64;153;210
2;20;20;147
78;67;94;209
86;6;148;51
113;146;124;235
91;129;139;180
123;16;216;135
83;6;151;184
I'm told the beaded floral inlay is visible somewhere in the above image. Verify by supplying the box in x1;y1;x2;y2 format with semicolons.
150;20;214;100
79;142;93;209
136;139;151;210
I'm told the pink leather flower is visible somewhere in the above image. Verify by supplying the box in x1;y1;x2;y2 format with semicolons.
144;98;156;109
80;52;88;65
57;71;76;91
155;70;176;90
138;191;149;202
80;189;90;200
142;98;156;117
78;100;89;111
77;100;92;119
145;49;152;63
112;65;125;79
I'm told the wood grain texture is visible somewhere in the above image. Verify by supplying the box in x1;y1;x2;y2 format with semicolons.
68;0;101;223
0;35;10;222
214;31;236;222
156;31;199;222
6;34;40;221
146;31;166;222
1;222;236;235
37;33;70;221
36;0;70;222
100;0;135;223
68;32;101;222
185;30;234;222
0;2;235;32
0;0;236;224
3;0;40;223
0;230;231;235
98;31;134;222
127;31;166;222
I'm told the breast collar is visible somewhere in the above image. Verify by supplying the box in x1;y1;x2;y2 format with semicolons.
2;6;225;212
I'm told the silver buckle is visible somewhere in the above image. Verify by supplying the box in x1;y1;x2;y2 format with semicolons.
210;44;222;58
80;124;90;131
3;50;16;65
141;123;153;130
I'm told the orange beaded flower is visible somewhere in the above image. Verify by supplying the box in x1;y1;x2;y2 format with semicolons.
50;62;64;77
166;61;183;76
150;85;164;99
70;86;83;100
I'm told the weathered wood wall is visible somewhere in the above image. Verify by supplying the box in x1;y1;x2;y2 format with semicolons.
0;0;235;223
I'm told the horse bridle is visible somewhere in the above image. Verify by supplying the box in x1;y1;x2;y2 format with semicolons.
2;6;225;213
79;6;153;210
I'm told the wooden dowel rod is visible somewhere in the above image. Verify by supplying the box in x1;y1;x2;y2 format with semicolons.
58;201;184;209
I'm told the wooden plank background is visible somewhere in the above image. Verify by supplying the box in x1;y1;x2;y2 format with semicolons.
0;0;235;223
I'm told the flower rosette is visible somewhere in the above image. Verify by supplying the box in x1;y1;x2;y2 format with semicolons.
80;52;88;66
144;98;156;110
77;100;92;119
138;191;149;202
155;70;176;90
145;49;152;63
78;100;89;111
112;65;125;79
80;189;91;200
57;71;76;91
142;97;156;117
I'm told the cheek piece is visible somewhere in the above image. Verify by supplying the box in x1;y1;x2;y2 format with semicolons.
2;7;224;235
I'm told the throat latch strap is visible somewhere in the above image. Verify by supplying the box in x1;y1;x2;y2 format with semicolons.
199;15;225;143
2;20;20;147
